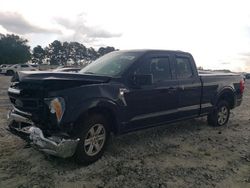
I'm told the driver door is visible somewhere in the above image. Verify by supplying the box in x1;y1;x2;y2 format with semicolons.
124;53;179;130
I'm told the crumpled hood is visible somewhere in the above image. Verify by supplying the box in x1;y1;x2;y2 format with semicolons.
11;71;111;92
13;71;111;83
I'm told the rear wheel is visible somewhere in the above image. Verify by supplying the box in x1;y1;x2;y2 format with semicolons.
74;114;110;165
207;100;230;127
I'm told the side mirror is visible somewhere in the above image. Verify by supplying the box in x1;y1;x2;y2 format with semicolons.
132;74;153;86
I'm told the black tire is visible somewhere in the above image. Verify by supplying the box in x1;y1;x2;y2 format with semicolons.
207;100;230;127
6;70;14;76
74;114;110;165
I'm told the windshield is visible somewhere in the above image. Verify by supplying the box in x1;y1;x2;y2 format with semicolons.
80;51;142;76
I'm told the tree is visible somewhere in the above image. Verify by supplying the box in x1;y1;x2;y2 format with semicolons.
40;39;117;65
0;34;31;65
98;46;115;56
68;42;87;63
45;40;65;65
197;66;203;70
87;47;98;60
32;45;45;64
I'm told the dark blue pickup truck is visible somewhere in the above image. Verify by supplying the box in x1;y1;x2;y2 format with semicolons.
7;50;244;164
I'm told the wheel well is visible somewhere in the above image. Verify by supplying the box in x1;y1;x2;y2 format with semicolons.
218;91;235;109
74;106;118;135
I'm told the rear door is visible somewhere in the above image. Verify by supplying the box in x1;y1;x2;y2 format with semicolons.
124;53;179;129
174;55;202;118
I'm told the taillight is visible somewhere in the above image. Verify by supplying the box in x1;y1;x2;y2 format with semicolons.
240;79;245;94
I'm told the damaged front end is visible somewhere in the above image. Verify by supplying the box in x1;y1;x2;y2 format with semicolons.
7;71;111;159
7;108;79;158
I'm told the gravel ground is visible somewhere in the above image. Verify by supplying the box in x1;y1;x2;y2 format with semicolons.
0;75;249;188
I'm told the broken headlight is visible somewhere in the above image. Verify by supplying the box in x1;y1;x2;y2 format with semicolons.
45;97;65;123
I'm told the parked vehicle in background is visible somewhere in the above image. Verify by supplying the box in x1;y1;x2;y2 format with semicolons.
0;64;6;73
0;64;8;69
245;73;250;79
0;64;11;74
5;64;38;76
7;50;244;165
31;64;39;69
52;67;81;73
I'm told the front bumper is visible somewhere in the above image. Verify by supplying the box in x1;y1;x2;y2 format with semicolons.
1;69;7;74
7;108;79;158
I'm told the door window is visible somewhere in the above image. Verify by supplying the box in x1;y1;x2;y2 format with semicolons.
21;65;29;68
135;57;171;83
175;57;193;79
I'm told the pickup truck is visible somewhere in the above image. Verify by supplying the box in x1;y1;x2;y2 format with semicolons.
7;50;244;164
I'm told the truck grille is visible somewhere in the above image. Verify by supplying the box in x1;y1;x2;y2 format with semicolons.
8;82;47;121
8;82;58;130
9;97;40;110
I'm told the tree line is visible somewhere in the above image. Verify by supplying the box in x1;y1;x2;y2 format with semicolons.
0;34;116;65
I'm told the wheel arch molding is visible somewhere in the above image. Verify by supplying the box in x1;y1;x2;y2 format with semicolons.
71;98;122;135
215;87;236;109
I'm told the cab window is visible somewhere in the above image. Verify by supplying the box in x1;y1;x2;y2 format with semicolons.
175;57;193;79
135;57;172;83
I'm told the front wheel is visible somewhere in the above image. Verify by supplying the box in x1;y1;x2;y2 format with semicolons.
6;70;14;76
74;114;110;165
207;100;230;127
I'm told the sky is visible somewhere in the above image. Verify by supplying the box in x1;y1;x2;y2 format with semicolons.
0;0;250;72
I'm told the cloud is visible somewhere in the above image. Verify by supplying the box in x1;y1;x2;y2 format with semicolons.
0;12;60;34
221;62;231;65
237;52;250;71
54;16;122;42
239;52;250;57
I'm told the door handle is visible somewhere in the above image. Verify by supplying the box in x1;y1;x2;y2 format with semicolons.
167;87;177;90
167;87;177;93
159;87;177;93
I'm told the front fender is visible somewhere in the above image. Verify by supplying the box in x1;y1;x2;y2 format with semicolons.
62;97;122;128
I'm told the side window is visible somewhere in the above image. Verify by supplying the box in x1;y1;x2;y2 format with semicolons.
135;57;171;83
175;57;193;79
21;65;29;68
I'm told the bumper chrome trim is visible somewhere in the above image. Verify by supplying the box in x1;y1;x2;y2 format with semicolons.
13;107;32;116
7;109;34;125
8;87;21;94
29;127;79;158
7;110;79;158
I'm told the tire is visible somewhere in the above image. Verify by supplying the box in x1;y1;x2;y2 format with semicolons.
74;114;110;165
207;100;230;127
6;70;14;76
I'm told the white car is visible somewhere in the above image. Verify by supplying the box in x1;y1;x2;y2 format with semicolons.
0;64;12;74
4;64;38;76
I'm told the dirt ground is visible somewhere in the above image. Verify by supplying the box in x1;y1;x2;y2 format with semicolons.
0;75;249;188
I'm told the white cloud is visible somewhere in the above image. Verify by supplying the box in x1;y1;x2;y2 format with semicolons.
0;0;250;71
54;16;122;42
0;12;60;34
